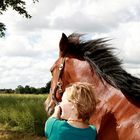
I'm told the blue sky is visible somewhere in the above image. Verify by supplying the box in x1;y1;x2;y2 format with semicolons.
0;0;140;89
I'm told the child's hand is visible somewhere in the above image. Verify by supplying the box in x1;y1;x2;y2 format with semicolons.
51;105;62;119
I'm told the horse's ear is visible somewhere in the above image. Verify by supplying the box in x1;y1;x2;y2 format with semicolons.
59;33;68;56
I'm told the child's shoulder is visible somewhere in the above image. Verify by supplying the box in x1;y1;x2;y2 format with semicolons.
89;125;97;131
47;117;67;125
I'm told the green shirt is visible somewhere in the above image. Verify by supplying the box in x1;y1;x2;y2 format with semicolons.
45;117;97;140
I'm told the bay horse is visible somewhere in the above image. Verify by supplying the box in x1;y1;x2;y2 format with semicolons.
45;33;140;140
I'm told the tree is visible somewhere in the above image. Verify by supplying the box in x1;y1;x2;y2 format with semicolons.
0;0;38;37
15;85;24;94
46;80;51;93
30;86;37;94
24;85;31;93
5;88;14;93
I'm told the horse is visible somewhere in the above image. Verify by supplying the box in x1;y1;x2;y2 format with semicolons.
45;33;140;140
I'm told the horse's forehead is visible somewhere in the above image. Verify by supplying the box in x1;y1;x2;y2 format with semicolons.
51;56;89;76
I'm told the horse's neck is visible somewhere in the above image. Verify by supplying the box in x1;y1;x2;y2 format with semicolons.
67;57;139;121
68;58;140;139
91;78;140;131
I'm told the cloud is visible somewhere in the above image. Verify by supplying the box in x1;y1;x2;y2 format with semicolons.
3;0;139;34
109;21;140;64
16;0;140;33
0;56;55;88
0;0;140;88
0;36;41;57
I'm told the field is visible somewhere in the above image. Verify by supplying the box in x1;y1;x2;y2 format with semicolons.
0;93;48;140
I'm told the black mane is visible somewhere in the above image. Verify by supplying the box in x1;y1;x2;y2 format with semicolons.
66;33;140;102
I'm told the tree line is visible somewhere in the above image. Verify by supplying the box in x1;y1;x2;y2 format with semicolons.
0;81;51;94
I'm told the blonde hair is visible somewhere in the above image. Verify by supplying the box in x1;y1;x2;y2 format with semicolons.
66;82;97;122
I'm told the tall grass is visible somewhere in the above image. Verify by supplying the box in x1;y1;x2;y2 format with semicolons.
0;94;48;136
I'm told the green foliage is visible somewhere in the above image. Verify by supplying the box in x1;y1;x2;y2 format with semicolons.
0;94;48;136
0;23;6;37
0;0;39;37
0;81;51;94
0;88;14;93
0;0;38;17
15;85;24;94
15;83;50;94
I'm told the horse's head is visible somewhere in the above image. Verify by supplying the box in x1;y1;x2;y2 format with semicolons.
45;33;97;116
44;33;71;116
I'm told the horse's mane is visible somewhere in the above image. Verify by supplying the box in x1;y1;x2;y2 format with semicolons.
66;33;140;102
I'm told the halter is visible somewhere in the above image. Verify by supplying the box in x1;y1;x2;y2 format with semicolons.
52;57;66;105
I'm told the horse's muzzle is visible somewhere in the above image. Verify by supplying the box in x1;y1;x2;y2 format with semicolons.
46;105;55;117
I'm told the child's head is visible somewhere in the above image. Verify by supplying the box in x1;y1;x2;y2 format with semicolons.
65;82;97;122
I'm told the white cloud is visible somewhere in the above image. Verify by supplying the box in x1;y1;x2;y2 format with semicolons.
21;0;140;33
0;0;140;88
0;56;55;88
109;21;140;63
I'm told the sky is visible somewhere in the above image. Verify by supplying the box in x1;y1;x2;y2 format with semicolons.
0;0;140;89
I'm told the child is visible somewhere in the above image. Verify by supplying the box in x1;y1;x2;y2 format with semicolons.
45;82;97;140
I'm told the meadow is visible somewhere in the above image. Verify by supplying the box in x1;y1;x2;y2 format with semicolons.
0;93;48;140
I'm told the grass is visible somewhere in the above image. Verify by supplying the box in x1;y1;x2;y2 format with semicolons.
0;93;48;139
0;130;46;140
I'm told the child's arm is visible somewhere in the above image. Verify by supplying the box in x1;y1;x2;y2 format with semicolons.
45;106;61;138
